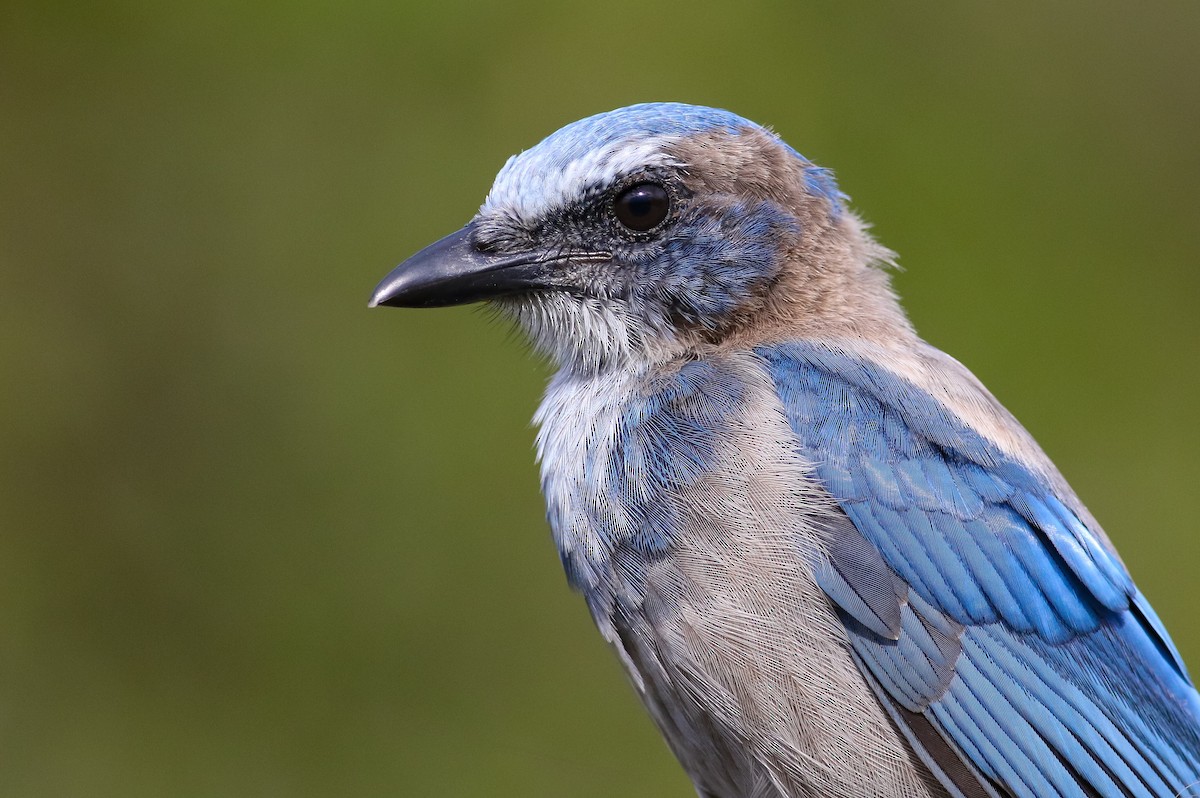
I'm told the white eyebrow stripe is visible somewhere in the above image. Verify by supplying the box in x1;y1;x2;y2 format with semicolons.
481;134;683;223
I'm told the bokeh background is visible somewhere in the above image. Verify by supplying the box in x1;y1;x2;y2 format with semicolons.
3;1;1199;795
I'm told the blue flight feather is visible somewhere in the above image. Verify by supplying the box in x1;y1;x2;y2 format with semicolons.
759;340;1200;797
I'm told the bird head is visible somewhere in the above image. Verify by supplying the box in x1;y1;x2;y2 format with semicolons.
371;103;907;375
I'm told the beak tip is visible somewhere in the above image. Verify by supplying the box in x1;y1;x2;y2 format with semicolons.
369;275;409;309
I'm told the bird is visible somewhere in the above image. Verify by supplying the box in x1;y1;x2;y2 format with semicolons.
369;102;1200;798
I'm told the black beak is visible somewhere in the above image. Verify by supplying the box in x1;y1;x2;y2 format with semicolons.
369;222;600;309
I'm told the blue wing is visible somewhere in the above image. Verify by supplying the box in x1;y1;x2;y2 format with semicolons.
760;342;1200;798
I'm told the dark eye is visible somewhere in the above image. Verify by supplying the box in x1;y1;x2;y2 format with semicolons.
612;182;670;232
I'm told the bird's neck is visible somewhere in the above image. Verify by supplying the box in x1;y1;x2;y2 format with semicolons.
726;211;917;350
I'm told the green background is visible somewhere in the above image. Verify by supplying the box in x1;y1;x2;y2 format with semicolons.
3;1;1198;795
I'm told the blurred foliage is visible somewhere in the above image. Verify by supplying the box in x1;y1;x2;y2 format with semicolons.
1;0;1198;795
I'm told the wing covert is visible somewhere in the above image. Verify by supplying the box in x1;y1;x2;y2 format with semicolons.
758;341;1200;798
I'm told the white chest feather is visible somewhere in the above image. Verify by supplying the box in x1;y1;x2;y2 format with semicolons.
533;365;646;594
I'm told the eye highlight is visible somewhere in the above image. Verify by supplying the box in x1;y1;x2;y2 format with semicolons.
612;182;670;232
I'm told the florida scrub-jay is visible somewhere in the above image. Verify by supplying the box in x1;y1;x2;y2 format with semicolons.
370;103;1200;798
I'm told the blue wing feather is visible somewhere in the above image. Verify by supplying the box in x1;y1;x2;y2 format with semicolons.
759;341;1200;798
